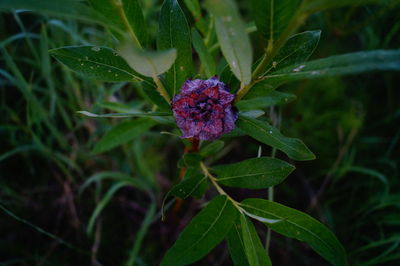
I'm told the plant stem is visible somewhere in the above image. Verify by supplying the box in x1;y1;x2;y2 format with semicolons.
173;138;200;215
152;76;171;104
235;5;309;102
265;107;280;252
200;162;242;211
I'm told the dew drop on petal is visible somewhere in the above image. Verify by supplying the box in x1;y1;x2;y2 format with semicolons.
269;130;273;134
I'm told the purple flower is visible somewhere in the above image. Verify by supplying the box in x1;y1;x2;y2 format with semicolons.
171;77;238;140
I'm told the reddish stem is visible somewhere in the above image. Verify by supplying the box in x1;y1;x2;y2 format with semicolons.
172;138;200;215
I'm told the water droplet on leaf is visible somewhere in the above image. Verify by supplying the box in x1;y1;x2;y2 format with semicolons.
232;61;237;69
293;65;305;72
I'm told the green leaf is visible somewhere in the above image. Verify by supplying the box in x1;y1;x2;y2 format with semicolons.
212;157;295;189
142;81;171;111
93;118;157;154
237;91;296;111
227;218;250;266
80;171;149;194
240;110;266;119
303;0;399;13
263;50;400;89
158;0;193;96
161;195;239;266
240;214;272;266
118;45;177;78
169;168;208;199
192;28;217;77
262;30;321;76
77;111;171;118
250;0;297;41
177;153;202;168
242;81;275;100
0;0;112;28
241;199;348;266
49;46;142;82
237;115;315;161
199;141;225;157
88;0;147;46
125;202;156;266
206;0;253;84
87;180;133;235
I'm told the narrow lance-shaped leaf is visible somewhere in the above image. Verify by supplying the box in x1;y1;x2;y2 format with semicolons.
177;153;202;168
226;218;249;266
206;0;253;84
241;198;348;266
161;195;239;266
93;118;157;154
212;157;295;189
241;81;275;100
302;0;399;14
79;171;149;194
199;140;225;157
49;46;143;82
192;28;217;77
77;111;171;118
161;168;208;220
237;115;315;161
119;44;177;78
262;49;400;89
261;30;321;76
240;214;272;266
184;0;208;34
87;180;133;235
141;81;171;111
250;0;297;41
237;91;297;110
168;168;208;199
0;0;113;29
88;0;147;45
158;0;193;96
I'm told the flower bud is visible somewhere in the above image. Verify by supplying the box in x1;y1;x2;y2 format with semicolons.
172;77;238;140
